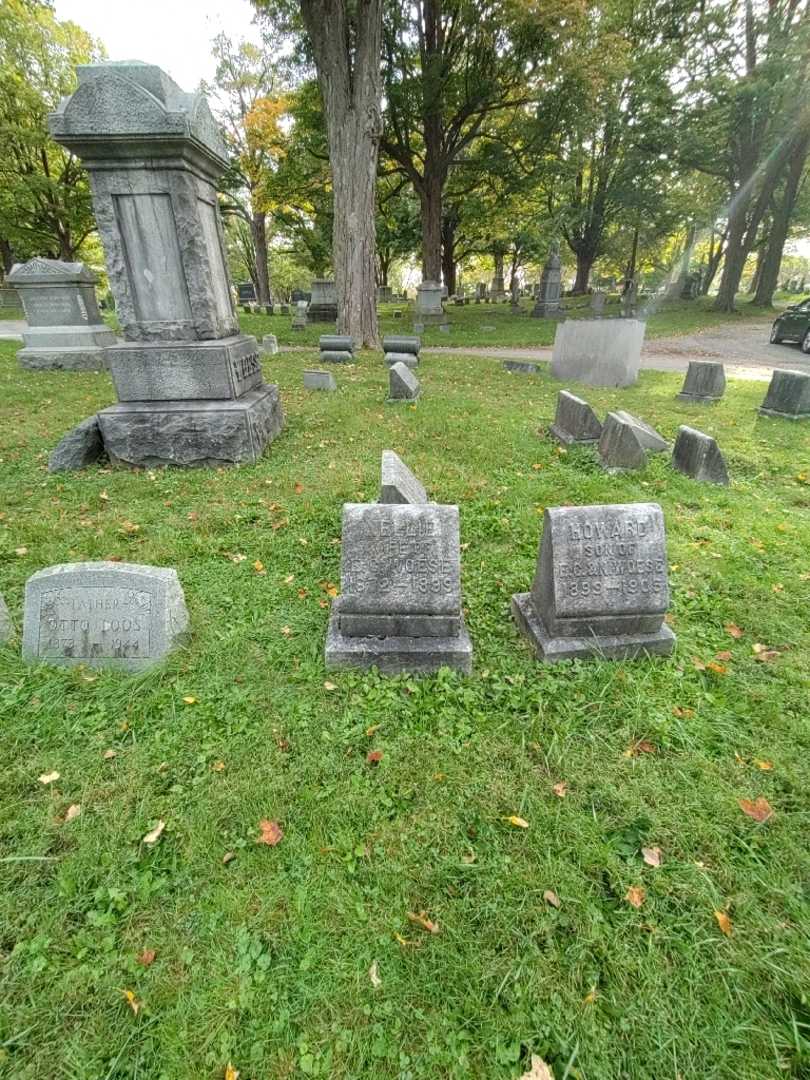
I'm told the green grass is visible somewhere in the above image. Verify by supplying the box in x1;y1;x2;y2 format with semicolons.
233;296;780;350
1;340;809;1080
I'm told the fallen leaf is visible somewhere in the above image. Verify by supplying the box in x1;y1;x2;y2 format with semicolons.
715;650;733;662
323;681;337;691
625;885;646;909
137;948;156;967
724;622;744;639
366;749;383;764
407;910;439;934
714;910;733;937
706;661;727;675
253;559;265;573
63;803;82;824
223;851;236;865
583;988;598;1005
38;770;60;785
211;761;226;772
543;889;561;908
142;820;165;845
366;724;381;737
297;588;308;599
15;546;28;556
121;988;141;1015
552;782;568;798
519;1055;555;1080
754;759;773;771
393;932;419;948
752;643;779;662
624;739;656;757
103;749;117;760
187;511;199;522
120;520;140;534
320;580;338;598
771;583;783;593
224;1064;239;1080
99;490;109;501
672;706;694;718
257;819;283;846
182;696;197;705
294;482;304;494
642;846;662;868
369;959;382;988
691;656;706;671
738;797;773;823
505;815;529;829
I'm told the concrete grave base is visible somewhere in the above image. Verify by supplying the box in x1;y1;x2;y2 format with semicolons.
325;606;473;676
511;591;675;663
98;384;284;468
108;335;263;401
18;345;110;371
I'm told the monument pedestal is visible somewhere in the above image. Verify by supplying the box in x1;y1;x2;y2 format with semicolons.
17;326;115;371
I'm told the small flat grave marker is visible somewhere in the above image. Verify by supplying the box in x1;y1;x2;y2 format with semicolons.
672;426;729;485
598;412;647;471
303;369;337;391
388;362;420;401
550;390;602;445
758;369;810;420
503;360;538;375
677;361;725;402
380;450;427;505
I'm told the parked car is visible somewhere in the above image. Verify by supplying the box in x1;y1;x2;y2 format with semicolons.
771;298;810;351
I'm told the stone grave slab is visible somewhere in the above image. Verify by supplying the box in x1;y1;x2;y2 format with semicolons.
308;279;337;322
380;450;427;505
0;593;13;643
612;410;668;452
511;503;675;662
261;334;278;355
551;318;645;387
388;362;420;401
503;360;538;375
385;351;418;370
549;390;602;445
677;361;725;402
383;335;420;356
325;503;472;675
303;369;337;391
598;412;647;471
23;561;189;671
758;369;810;420
672;426;729;485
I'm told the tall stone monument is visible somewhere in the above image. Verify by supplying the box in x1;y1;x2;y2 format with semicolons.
9;258;116;370
413;281;448;332
531;242;563;318
48;61;283;467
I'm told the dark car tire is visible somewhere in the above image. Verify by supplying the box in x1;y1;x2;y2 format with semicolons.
770;324;784;344
803;329;810;354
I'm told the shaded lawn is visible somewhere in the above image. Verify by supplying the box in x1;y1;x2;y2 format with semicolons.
0;340;809;1080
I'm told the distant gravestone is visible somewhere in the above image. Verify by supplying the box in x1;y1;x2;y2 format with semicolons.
48;416;105;473
551;318;645;387
672;425;729;486
23;562;189;672
511;503;675;662
590;290;607;315
8;258;116;370
380;450;427;505
325;503;472;674
308;279;337;322
612;410;668;452
414;281;448;332
621;276;639;318
303;369;337;391
320;334;354;364
388;362;420;401
677;361;725;402
531;242;563;318
0;593;13;644
598;412;647;471
383;335;420;357
758;369;810;420
503;360;538;375
291;300;308;329
549;390;602;445
261;334;278;355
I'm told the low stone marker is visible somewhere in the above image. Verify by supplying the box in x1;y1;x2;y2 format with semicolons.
0;593;13;643
380;450;427;504
261;334;279;355
320;334;354;364
598;412;647;471
550;390;602;445
48;416;105;473
611;410;668;452
551;318;646;387
677;360;725;402
325;502;472;675
388;362;420;401
23;562;189;671
511;502;676;662
291;300;308;329
303;369;337;391
672;426;729;485
384;334;420;369
758;369;810;420
503;360;538;375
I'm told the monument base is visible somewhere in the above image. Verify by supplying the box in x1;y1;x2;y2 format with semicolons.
308;304;337;322
108;335;263;401
325;609;473;676
18;345;109;371
758;407;809;421
531;303;564;319
677;394;721;403
511;592;675;663
97;384;284;468
548;423;598;445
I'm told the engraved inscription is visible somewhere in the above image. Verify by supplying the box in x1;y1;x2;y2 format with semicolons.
37;586;152;660
24;289;82;326
235;352;261;383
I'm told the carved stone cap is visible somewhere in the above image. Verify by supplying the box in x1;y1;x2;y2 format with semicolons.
8;258;98;285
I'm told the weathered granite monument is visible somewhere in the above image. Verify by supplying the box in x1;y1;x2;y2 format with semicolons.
308;279;338;322
672;426;729;485
388;362;420;401
511;503;675;662
49;61;283;467
380;450;427;504
611;410;668;452
8;258;116;370
758;369;810;420
414;281;449;332
531;242;563;319
551;318;646;387
549;390;602;445
325;503;472;674
22;561;189;672
677;361;726;402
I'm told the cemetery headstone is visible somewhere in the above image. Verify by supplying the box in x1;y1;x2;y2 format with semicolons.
677;360;725;402
8;258;116;370
308;279;338;322
590;290;607;315
48;416;105;473
393;310;403;319
531;242;563;318
324;502;472;674
414;281;448;332
672;426;729;485
549;390;602;445
384;334;420;369
598;412;647;471
621;275;639;318
0;592;13;644
380;450;427;505
758;369;810;420
511;503;676;662
503;360;538;375
49;61;283;467
292;300;308;329
261;334;278;355
510;278;522;311
237;282;256;304
611;410;668;452
551;318;645;387
490;267;507;302
388;361;420;401
23;561;189;671
377;285;393;303
319;334;354;364
303;369;337;391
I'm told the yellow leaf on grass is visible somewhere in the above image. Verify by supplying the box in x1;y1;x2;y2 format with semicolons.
625;885;646;909
714;910;733;937
369;960;382;988
121;988;141;1015
583;988;598;1005
103;749;117;760
182;696;197;705
505;815;529;829
642;846;662;868
324;681;337;691
552;781;568;798
224;1064;240;1080
724;622;744;639
63;803;82;823
738;797;773;823
38;770;60;785
754;759;773;771
543;889;561;908
519;1055;555;1080
407;910;439;934
253;560;265;573
142;820;165;845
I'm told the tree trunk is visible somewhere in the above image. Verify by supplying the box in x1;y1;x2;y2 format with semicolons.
753;134;810;307
420;168;443;281
300;0;382;348
491;249;505;295
0;238;13;278
713;199;750;312
251;210;271;305
625;223;640;282
441;214;456;294
572;251;594;294
747;244;765;295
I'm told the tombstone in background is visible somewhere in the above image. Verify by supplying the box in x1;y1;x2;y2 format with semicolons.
476;282;487;303
303;369;337;391
8;258;116;370
388;361;420;401
598;412;647;471
511;503;675;662
23;561;189;671
0;593;13;644
380;450;428;505
49;61;283;467
377;285;393;303
308;279;338;322
611;410;668;452
621;276;639;318
319;334;354;364
237;282;256;305
590;290;607;316
413;281;448;332
551;318;645;387
261;334;278;355
490;266;507;302
325;502;472;675
532;242;564;318
291;300;308;329
677;360;726;402
384;334;420;369
758;369;810;420
503;360;538;375
0;286;19;310
549;390;602;445
672;426;729;485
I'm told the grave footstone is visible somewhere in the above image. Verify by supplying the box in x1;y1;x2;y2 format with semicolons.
677;361;725;402
503;360;538;375
303;369;337;391
551;318;645;387
612;411;668;452
324;503;472;674
672;426;729;485
380;450;427;505
598;412;647;471
48;416;105;473
23;561;189;671
511;503;675;662
291;300;308;329
49;61;283;467
388;362;420;401
8;258;116;370
320;334;354;364
0;593;13;644
758;369;810;420
385;352;418;370
549;390;602;445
